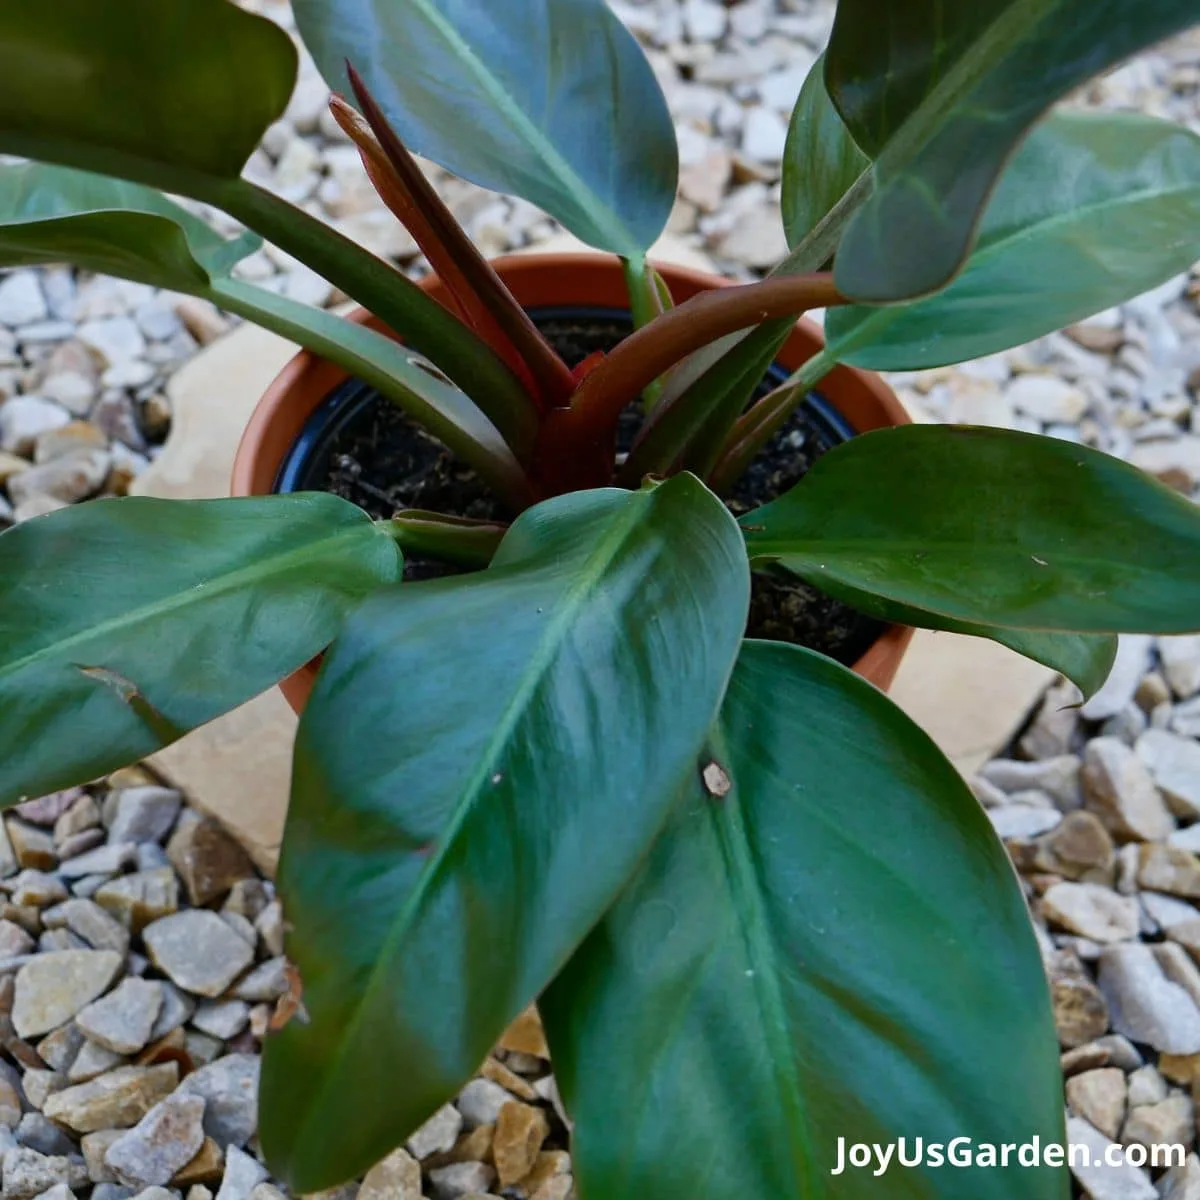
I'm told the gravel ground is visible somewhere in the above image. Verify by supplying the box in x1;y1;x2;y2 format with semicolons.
3;3;1200;1199
0;769;568;1200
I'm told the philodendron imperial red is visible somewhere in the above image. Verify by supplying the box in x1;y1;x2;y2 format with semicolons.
2;0;1200;1196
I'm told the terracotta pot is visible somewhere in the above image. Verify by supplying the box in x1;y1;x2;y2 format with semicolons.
232;253;914;710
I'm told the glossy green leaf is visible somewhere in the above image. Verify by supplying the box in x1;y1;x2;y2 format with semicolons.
292;0;677;257
0;163;260;290
0;495;402;806
544;640;1065;1200
825;112;1200;370
0;0;295;191
782;54;870;249
826;0;1200;301
801;575;1117;698
262;477;750;1191
743;424;1200;634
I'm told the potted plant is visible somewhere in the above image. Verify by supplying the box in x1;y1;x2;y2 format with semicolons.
2;0;1200;1196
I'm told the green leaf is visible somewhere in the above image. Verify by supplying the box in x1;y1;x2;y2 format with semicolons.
209;279;534;506
782;54;870;249
795;575;1118;697
0;163;260;291
543;640;1066;1200
0;0;295;191
0;495;402;806
261;477;750;1192
292;0;677;258
826;0;1200;301
742;424;1200;635
825;112;1200;370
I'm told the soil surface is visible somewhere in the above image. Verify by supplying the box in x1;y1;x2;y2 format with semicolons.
287;311;882;664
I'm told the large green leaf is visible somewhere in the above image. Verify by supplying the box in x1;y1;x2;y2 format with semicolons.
0;162;260;290
782;54;870;250
543;640;1065;1200
802;575;1117;698
261;477;749;1191
742;425;1200;634
0;495;402;806
292;0;677;258
0;0;295;191
825;112;1200;370
826;0;1200;301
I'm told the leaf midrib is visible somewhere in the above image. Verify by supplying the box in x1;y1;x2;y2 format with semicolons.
748;535;1119;564
0;518;384;687
707;723;814;1196
295;487;668;1144
872;0;1057;177
404;0;636;255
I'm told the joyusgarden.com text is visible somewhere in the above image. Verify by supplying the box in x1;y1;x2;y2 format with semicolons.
831;1136;1185;1176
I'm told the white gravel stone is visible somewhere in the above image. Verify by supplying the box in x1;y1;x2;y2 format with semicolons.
75;979;162;1055
0;273;48;327
0;398;71;456
427;1162;496;1200
214;1147;267;1200
740;105;789;161
456;1078;515;1128
175;1055;259;1150
1065;1116;1155;1199
1159;636;1200;699
1006;374;1089;423
76;319;146;367
2;1148;86;1200
1137;730;1200;818
987;804;1062;840
1098;943;1200;1054
1043;883;1140;943
190;1000;248;1040
104;1093;206;1187
405;1105;462;1161
682;0;726;41
1082;636;1154;720
143;912;254;998
106;789;182;847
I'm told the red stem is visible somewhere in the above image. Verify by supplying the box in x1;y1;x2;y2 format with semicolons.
337;71;575;410
535;273;843;492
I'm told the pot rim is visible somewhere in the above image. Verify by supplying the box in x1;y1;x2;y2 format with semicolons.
230;251;914;696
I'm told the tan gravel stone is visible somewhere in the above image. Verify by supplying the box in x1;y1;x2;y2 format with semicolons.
493;1102;550;1187
1065;1067;1126;1139
43;1064;179;1133
1138;845;1200;898
359;1147;422;1200
1084;737;1175;842
12;951;123;1038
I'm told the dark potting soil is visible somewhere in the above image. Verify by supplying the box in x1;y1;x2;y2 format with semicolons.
304;315;882;664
